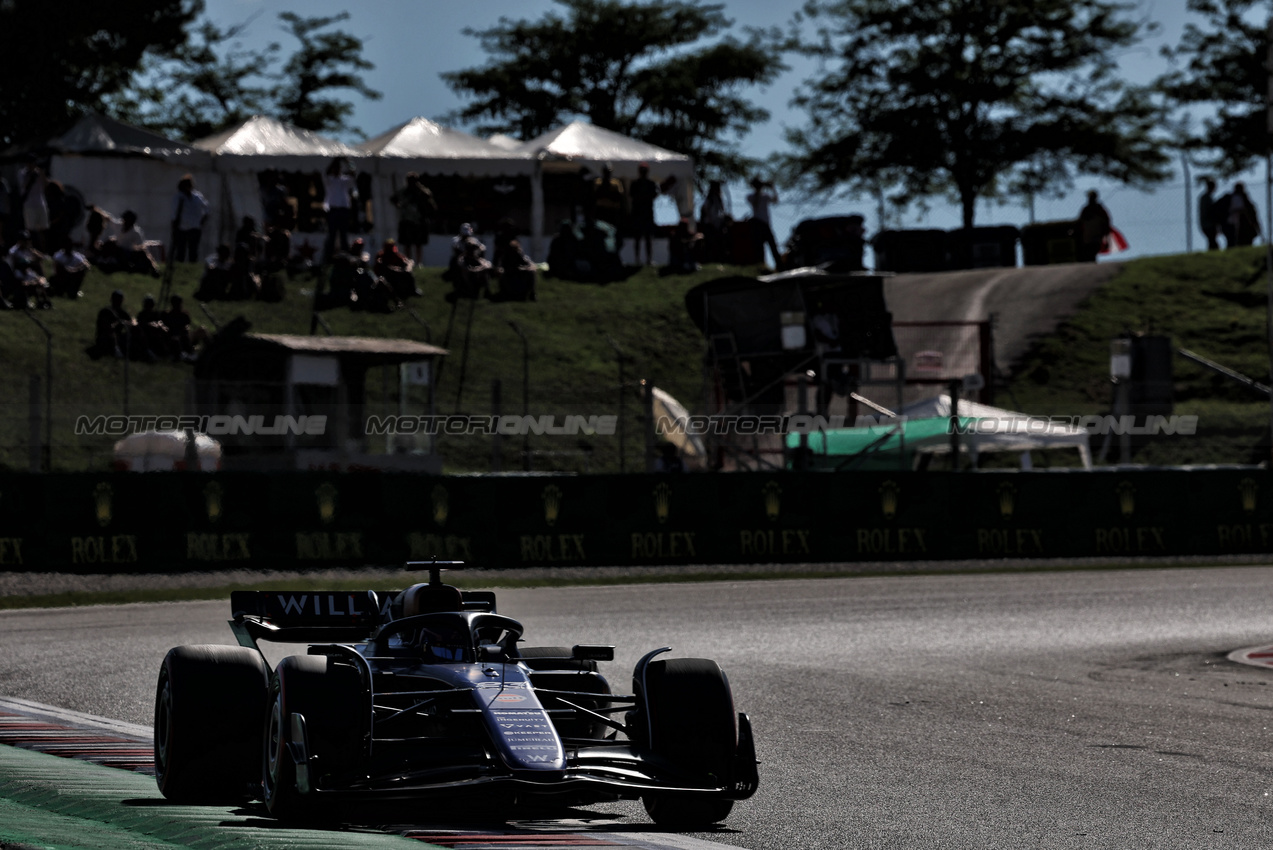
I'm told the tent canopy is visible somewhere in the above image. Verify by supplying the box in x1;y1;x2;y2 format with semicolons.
358;117;518;161
193;115;361;166
515;120;692;180
49;113;204;163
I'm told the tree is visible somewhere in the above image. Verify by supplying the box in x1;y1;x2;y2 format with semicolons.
441;0;785;178
781;0;1171;229
274;11;382;136
107;16;280;141
0;0;200;148
1158;0;1270;177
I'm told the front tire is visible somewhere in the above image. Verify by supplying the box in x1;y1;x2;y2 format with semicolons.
263;655;364;822
637;658;737;829
153;644;268;803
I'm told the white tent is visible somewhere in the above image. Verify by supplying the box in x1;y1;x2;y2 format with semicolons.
513;121;696;260
899;394;1093;469
355;117;534;264
192;115;365;252
45;114;213;252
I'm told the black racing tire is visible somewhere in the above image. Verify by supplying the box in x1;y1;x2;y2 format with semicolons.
516;646;598;672
263;655;364;822
638;658;737;829
153;644;269;803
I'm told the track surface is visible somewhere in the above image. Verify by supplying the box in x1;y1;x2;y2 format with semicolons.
5;566;1273;848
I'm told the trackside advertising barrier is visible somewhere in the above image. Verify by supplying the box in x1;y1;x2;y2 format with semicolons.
0;470;1270;571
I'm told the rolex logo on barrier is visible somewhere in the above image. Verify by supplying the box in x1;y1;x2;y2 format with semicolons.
763;481;782;521
1116;481;1136;517
998;482;1016;520
94;482;113;528
879;480;900;520
1239;477;1258;514
431;484;449;527
654;482;672;524
204;482;223;525
542;484;562;527
316;482;338;525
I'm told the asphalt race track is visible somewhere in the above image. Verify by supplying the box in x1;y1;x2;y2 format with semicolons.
5;565;1273;848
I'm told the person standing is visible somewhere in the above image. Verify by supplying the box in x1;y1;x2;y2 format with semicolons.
1076;190;1112;262
699;181;729;262
391;172;438;264
1198;177;1220;251
170;175;210;263
746;177;780;268
18;155;49;252
323;157;355;262
1221;182;1261;248
629;163;659;266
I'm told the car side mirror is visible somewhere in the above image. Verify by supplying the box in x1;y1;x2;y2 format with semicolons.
478;644;505;663
572;644;614;662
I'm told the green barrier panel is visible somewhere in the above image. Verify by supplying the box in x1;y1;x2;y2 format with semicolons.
1;469;1271;571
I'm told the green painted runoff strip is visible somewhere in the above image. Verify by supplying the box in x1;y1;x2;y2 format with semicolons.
0;746;442;850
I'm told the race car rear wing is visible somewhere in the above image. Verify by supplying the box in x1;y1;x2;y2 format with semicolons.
229;587;499;646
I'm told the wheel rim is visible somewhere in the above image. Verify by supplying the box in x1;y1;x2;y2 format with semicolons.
154;674;172;781
264;693;284;802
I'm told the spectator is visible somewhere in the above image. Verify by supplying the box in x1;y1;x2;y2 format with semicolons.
1198;177;1220;251
0;254;19;309
84;204;117;254
629;163;659;266
1076;190;1112;262
699;180;729;263
662;218;703;275
195;245;232;301
235;216;265;265
162;295;196;359
112;210;159;276
50;237;90;298
591;164;625;232
322;157;355;262
495;238;538;301
89;290;135;359
374;238;418;300
1219;182;1261;248
391;172;438;263
0;174;10;247
6;230;52;308
171;175;210;263
44;180;76;251
18;155;50;251
226;242;262;300
745;177;780;268
136;294;171;358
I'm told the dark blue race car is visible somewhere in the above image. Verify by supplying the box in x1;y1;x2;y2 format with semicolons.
153;563;758;829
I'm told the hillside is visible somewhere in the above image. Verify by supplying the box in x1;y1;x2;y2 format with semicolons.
0;247;1269;472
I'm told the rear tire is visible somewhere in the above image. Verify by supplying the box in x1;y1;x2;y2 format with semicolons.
637;658;737;829
153;644;268;803
263;655;364;822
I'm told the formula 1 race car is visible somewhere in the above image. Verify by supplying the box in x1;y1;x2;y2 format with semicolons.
153;563;758;828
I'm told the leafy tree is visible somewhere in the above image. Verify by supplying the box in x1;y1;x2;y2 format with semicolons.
781;0;1171;229
274;11;382;137
441;0;785;178
0;0;200;148
1158;0;1270;176
108;16;279;141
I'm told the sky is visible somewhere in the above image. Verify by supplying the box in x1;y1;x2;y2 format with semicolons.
204;0;1269;262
